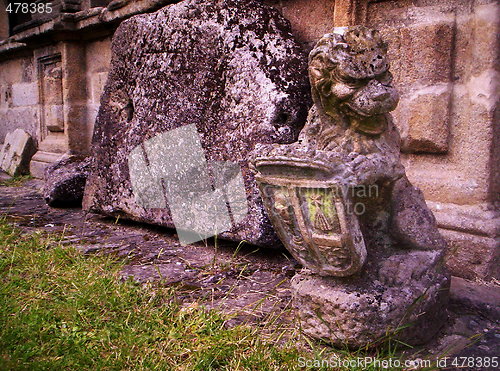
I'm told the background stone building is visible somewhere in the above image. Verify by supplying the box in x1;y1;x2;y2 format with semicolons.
0;0;498;280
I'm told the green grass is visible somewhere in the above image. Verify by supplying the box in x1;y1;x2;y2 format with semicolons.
0;217;424;370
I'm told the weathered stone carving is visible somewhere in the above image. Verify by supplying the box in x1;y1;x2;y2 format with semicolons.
252;26;450;346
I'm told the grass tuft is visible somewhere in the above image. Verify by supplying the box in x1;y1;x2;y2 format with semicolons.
0;218;305;370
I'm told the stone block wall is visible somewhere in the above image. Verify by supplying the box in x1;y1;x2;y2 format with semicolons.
265;0;335;51
0;0;177;175
0;1;7;39
267;0;498;280
268;0;499;281
0;0;497;280
361;0;499;280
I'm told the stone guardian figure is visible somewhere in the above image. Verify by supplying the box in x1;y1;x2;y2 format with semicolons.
252;26;450;347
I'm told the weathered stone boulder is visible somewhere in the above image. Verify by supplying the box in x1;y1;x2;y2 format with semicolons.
45;156;91;207
0;129;37;176
83;0;310;246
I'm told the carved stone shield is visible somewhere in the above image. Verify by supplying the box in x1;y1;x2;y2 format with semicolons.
254;158;366;277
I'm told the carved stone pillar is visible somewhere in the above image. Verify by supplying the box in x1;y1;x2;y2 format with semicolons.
333;0;367;26
252;26;450;347
30;41;88;178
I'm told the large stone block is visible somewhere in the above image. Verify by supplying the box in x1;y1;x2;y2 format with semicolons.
442;229;499;280
366;7;456;156
83;0;310;246
427;201;499;280
0;129;37;176
382;17;455;88
468;2;499;78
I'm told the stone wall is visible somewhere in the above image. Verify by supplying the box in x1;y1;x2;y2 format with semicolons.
268;0;499;281
0;1;8;39
0;55;38;144
0;0;497;280
265;0;335;51
0;0;178;173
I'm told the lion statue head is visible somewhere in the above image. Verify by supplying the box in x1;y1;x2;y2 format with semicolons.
308;26;399;136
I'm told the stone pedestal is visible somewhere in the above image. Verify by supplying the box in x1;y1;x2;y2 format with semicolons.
30;151;65;180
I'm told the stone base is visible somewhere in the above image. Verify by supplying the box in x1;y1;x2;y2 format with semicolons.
30;151;65;179
291;271;450;347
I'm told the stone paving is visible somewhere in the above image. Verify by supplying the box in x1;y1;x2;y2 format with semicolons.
0;174;498;369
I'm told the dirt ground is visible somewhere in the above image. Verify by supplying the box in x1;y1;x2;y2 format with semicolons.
1;174;498;369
